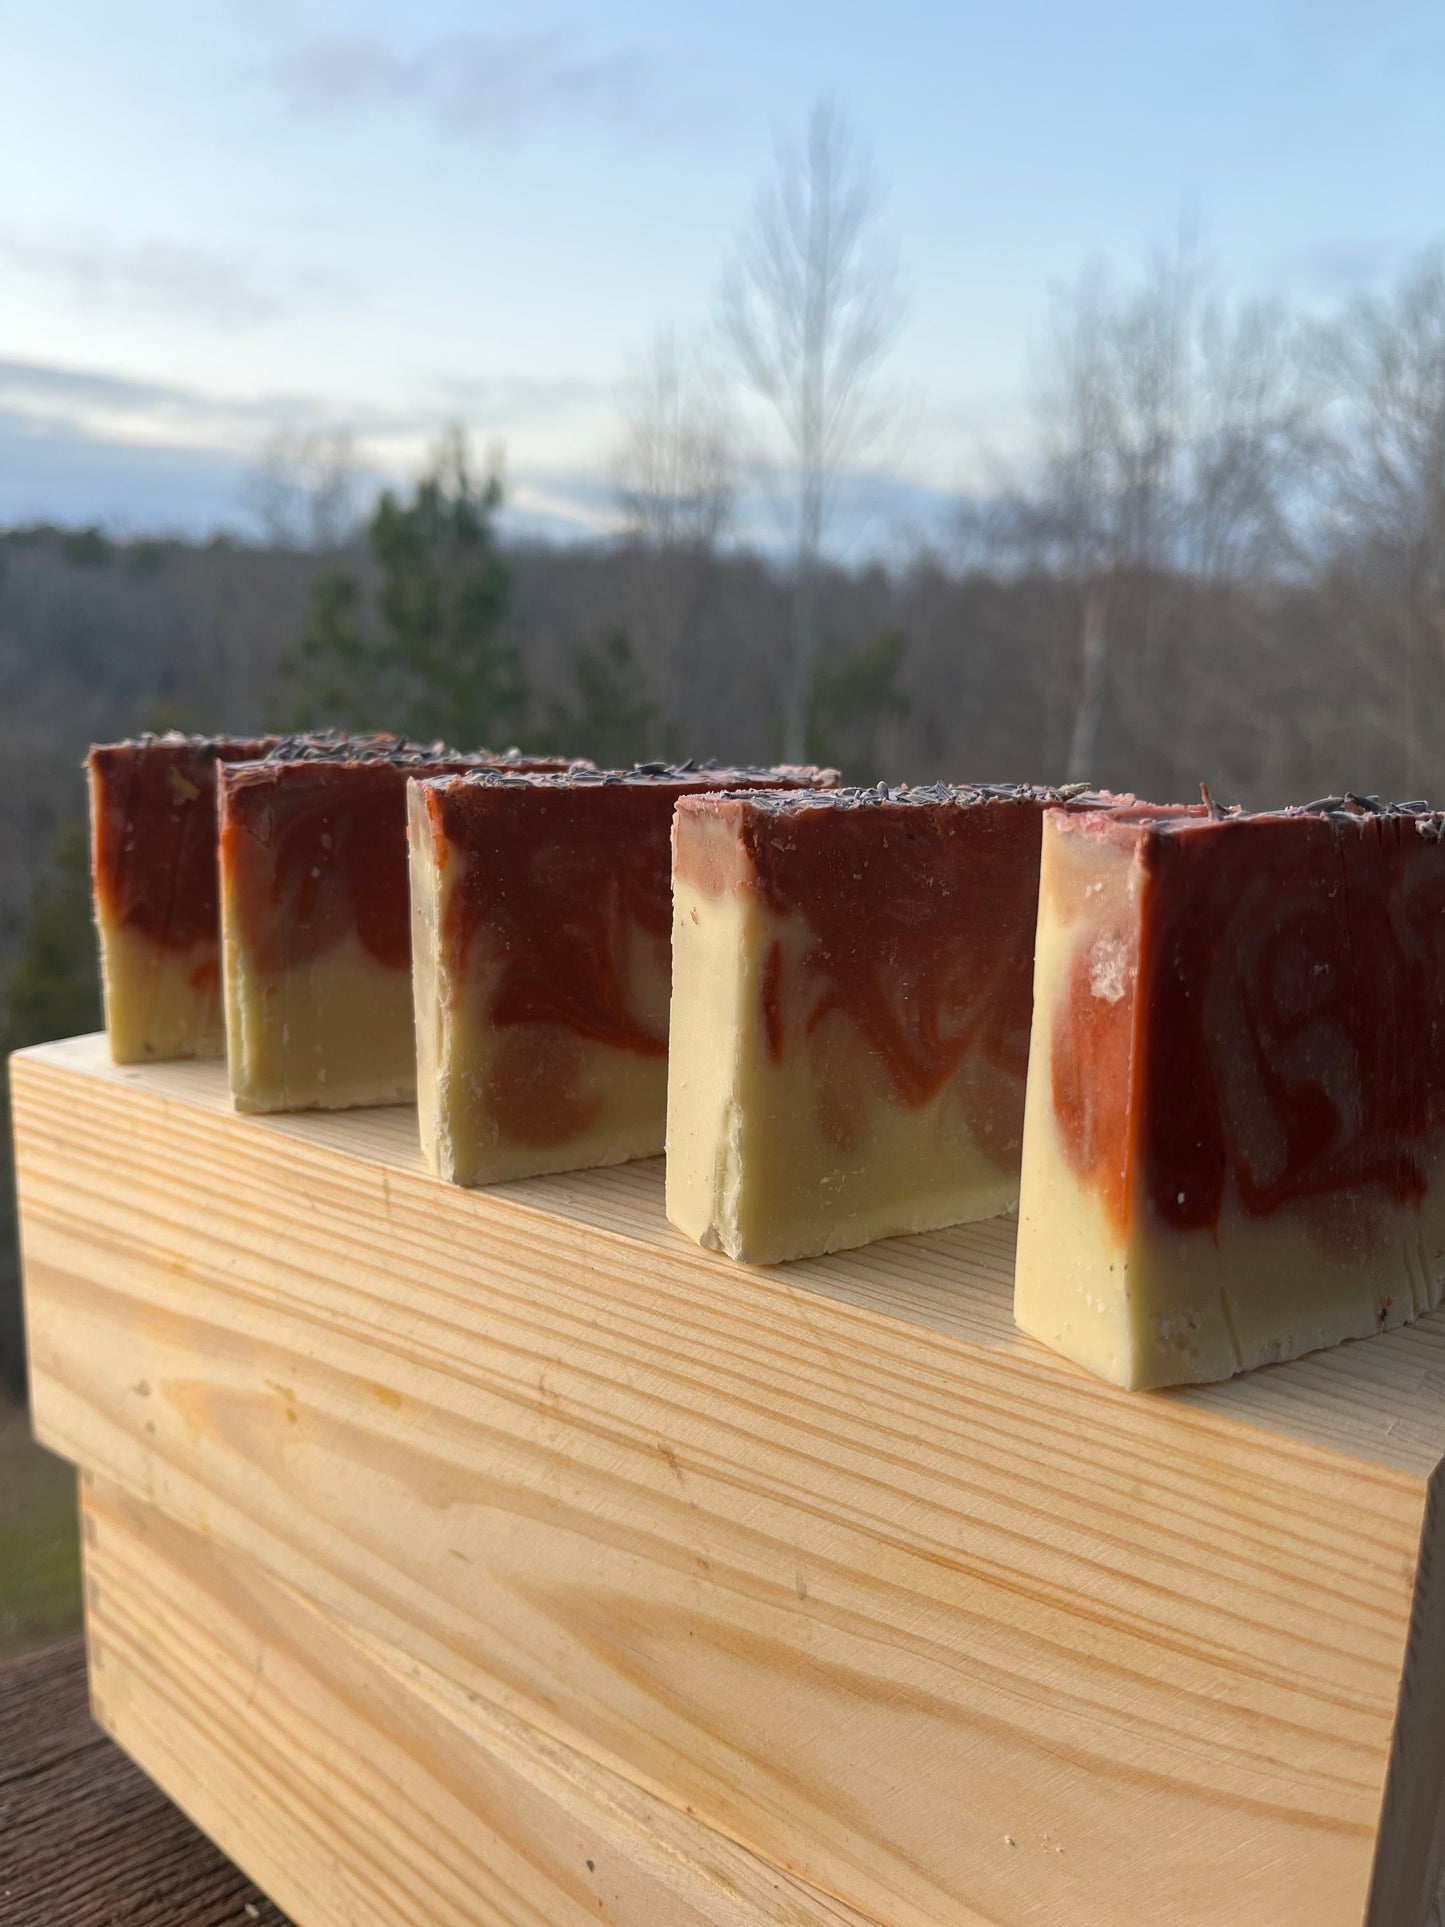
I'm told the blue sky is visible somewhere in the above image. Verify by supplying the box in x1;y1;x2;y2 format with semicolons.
1;0;1442;549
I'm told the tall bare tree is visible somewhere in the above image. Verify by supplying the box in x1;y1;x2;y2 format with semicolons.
247;426;362;552
721;98;903;762
612;331;734;737
997;242;1315;781
1322;253;1445;793
1033;248;1193;779
615;329;733;551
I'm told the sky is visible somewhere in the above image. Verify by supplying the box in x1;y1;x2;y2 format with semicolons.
1;0;1442;553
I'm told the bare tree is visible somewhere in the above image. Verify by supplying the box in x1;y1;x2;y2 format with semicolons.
1187;298;1318;584
994;242;1316;782
1322;253;1445;793
247;426;363;552
614;329;733;551
721;98;904;762
1033;248;1193;780
612;331;734;738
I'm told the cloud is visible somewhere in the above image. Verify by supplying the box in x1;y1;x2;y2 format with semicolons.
0;356;421;444
0;358;623;542
0;407;253;536
0;229;283;331
0;400;618;546
435;373;611;427
265;31;660;144
0;356;618;463
0;355;973;561
0;360;187;417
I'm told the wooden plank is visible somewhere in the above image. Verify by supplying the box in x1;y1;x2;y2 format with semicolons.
14;1035;1445;1927
80;1473;870;1927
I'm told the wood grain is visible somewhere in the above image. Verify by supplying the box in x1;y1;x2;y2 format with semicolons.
15;1035;1445;1927
81;1472;870;1927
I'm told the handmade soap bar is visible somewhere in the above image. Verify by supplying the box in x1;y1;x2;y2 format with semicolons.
1014;796;1445;1389
666;783;1071;1263
88;733;275;1063
220;737;569;1113
408;763;835;1184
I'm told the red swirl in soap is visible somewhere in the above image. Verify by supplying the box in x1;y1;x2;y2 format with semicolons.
1140;814;1444;1231
1054;808;1445;1235
433;771;825;1062
220;756;511;974
90;738;272;951
704;791;1053;1168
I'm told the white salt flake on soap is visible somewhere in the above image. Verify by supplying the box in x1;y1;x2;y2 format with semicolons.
1088;932;1129;1003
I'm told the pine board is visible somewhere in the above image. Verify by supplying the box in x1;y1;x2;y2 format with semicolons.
15;1034;1445;1927
79;1471;871;1927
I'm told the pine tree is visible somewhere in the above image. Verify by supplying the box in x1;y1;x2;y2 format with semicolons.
281;430;526;749
806;626;910;778
282;569;372;730
545;629;670;768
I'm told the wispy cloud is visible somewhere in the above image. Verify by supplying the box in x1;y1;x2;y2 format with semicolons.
0;360;185;416
0;366;967;561
264;31;661;144
0;357;618;459
0;230;282;331
0;357;627;541
0;357;418;442
0;400;624;544
0;407;256;536
436;373;611;426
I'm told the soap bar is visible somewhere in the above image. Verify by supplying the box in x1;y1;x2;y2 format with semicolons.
408;763;836;1184
666;783;1071;1263
219;736;570;1113
88;733;275;1063
1014;796;1445;1389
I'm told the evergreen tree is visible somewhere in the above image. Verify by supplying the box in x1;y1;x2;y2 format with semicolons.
806;626;910;779
282;569;372;730
544;629;671;768
282;430;526;749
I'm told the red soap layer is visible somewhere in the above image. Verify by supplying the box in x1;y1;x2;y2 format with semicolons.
425;766;834;1060
1052;801;1445;1239
675;783;1104;1169
89;736;275;952
221;741;569;975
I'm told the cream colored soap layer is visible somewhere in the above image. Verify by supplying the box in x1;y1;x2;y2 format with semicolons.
664;882;754;1250
1014;819;1445;1390
1019;1097;1445;1389
412;791;670;1185
223;918;415;1114
97;920;225;1065
409;784;447;1170
666;878;1021;1267
426;995;668;1184
1014;817;1144;1382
